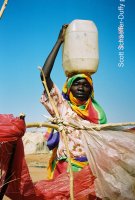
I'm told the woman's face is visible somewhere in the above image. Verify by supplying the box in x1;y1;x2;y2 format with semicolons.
70;78;92;101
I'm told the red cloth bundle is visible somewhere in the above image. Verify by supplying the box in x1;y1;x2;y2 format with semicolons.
0;114;100;200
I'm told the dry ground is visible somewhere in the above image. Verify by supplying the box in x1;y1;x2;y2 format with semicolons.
25;153;51;181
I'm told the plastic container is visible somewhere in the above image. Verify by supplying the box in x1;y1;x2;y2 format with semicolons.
62;19;99;77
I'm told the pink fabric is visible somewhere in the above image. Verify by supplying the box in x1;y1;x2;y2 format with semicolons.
41;84;92;159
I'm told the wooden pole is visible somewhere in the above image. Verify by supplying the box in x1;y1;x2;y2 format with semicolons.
26;122;59;130
26;121;135;131
38;67;74;200
0;0;8;18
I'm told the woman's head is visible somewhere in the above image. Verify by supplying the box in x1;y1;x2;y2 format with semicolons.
70;78;92;101
62;74;94;102
62;73;107;124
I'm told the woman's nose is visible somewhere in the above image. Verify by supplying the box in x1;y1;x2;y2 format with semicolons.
78;84;84;91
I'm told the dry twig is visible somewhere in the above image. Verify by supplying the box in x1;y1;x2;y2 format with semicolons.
0;0;8;18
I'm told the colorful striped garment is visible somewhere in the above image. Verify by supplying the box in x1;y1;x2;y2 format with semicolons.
43;74;107;179
62;74;107;124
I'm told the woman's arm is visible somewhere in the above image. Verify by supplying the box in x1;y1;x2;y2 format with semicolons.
41;25;68;91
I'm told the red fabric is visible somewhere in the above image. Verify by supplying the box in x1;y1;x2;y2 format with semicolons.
35;165;100;200
0;114;101;200
53;160;68;178
0;114;43;200
0;114;25;141
125;127;135;133
6;139;43;200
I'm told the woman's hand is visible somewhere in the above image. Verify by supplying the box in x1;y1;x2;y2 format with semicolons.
58;24;68;43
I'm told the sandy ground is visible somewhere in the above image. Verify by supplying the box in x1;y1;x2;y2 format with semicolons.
25;153;51;181
3;153;51;200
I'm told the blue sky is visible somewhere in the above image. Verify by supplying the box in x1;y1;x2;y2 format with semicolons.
0;0;135;124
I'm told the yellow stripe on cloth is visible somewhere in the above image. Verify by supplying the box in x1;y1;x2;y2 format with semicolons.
70;158;88;168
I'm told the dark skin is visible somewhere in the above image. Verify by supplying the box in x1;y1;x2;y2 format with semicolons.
41;25;68;91
70;78;92;101
41;25;92;102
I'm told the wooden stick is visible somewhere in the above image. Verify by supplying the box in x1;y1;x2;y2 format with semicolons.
26;122;59;130
0;0;8;18
61;121;135;131
26;121;135;130
93;122;135;130
38;67;59;118
38;67;74;200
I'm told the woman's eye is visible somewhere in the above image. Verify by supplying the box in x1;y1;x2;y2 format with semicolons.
84;84;89;87
73;82;79;86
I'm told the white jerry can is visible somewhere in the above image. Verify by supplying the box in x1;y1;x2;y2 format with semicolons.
62;19;99;77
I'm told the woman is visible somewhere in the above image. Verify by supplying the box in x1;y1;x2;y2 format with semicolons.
40;25;107;199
